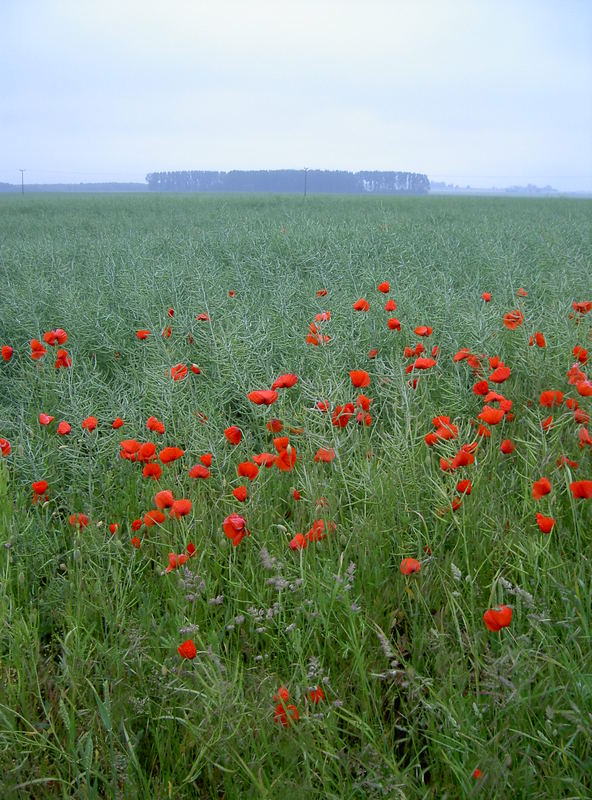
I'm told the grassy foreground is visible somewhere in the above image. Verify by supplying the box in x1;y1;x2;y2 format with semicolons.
0;193;591;798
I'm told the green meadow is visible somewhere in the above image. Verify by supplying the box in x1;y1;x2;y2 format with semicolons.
0;193;591;798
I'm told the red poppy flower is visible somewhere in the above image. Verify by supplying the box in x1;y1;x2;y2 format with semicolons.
309;686;325;704
146;416;165;434
290;533;308;550
384;299;397;312
387;318;401;331
142;463;163;479
81;416;97;432
489;364;511;384
478;406;505;425
247;390;279;406
377;281;390;293
503;310;524;330
0;439;11;457
131;519;142;531
500;439;515;454
233;485;247;502
136;330;151;340
473;768;483;779
332;403;355;427
532;477;551;500
39;413;54;425
144;509;166;527
517;287;528;297
273;686;290;702
32;480;49;502
109;523;119;534
238;461;259;480
577;380;592;397
223;513;250;546
315;311;331;322
400;558;421;575
535;513;555;533
200;452;212;467
316;288;327;297
411;357;436;371
155;490;175;509
162;326;172;339
314;447;335;463
473;380;489;396
292;488;301;501
275;447;296;471
196;313;210;321
224;426;242;445
481;292;491;302
112;417;124;429
189;464;210;479
267;418;283;433
178;639;197;659
570;480;592;499
350;370;370;388
271;373;298;390
353;298;369;311
170;498;192;519
57;421;71;435
483;605;512;631
540;390;563;408
69;513;89;529
54;348;72;369
414;326;433;337
253;452;276;468
131;536;141;548
368;348;378;359
159;446;184;464
1;345;13;362
456;479;472;495
171;363;188;381
274;703;299;726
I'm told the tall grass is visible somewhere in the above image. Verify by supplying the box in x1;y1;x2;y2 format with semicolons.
0;193;590;798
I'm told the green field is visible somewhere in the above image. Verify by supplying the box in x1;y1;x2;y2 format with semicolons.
0;193;591;799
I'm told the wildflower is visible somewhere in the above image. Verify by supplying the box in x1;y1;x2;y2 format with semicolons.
483;605;512;631
500;439;515;454
159;446;184;464
315;448;335;463
535;513;555;533
1;345;13;362
238;461;259;480
309;686;325;704
247;390;278;406
377;281;390;293
353;298;369;311
170;499;192;519
233;486;247;501
178;639;197;659
146;416;165;434
349;370;370;388
224;426;242;445
112;417;124;429
39;413;54;425
57;421;71;435
570;480;592;499
384;299;397;311
271;373;298;390
532;477;551;500
131;536;141;548
136;330;151;340
503;310;524;330
481;292;491;302
274;703;299;726
171;363;188;381
189;464;210;479
400;558;421;575
81;416;97;432
223;513;250;546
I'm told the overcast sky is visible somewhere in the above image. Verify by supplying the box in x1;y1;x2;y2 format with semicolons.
1;0;591;190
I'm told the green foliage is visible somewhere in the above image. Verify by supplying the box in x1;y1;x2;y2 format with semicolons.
0;193;590;798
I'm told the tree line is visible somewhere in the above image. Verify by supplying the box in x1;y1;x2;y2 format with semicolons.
145;170;430;194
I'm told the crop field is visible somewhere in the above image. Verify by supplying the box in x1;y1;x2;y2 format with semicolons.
0;193;591;799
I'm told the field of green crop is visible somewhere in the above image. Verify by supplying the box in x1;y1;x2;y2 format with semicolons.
0;193;591;799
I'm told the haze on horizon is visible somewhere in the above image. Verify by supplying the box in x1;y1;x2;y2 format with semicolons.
1;0;591;192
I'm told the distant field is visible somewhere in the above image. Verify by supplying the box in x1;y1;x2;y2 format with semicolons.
0;193;591;799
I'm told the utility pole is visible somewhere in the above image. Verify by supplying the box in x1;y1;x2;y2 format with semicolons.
303;167;308;198
19;169;25;195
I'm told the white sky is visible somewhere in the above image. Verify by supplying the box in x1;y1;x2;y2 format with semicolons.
1;0;591;190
